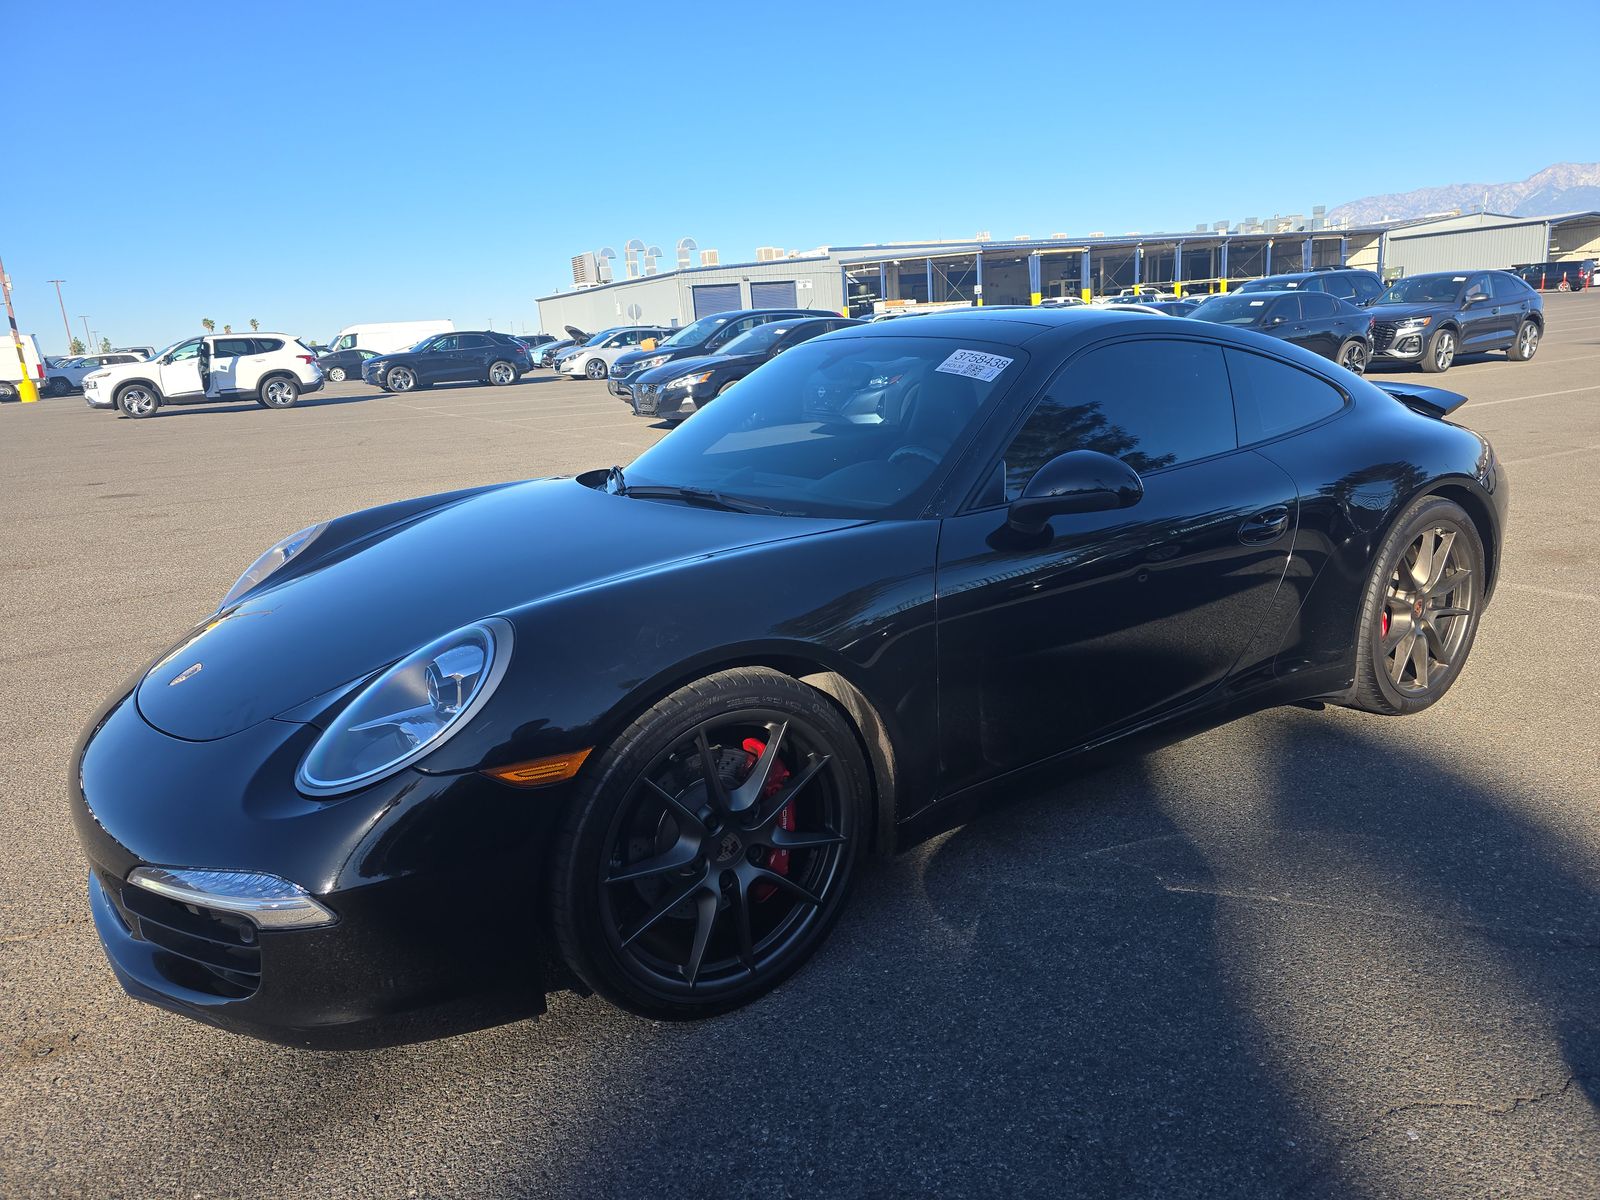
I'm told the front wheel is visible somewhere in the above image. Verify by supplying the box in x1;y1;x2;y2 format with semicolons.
1346;495;1484;716
487;359;518;386
116;384;158;418
1507;319;1541;362
1336;338;1369;375
584;358;607;380
259;376;300;409
1420;328;1456;373
549;668;869;1020
386;365;417;392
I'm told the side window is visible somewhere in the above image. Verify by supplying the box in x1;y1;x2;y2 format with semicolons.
1271;295;1302;322
1487;273;1526;300
1322;275;1357;300
1301;293;1339;318
335;334;355;350
457;334;491;349
1225;348;1346;443
1465;274;1491;303
998;339;1236;501
214;338;254;357
1352;274;1382;302
252;338;284;354
169;339;203;361
430;335;459;352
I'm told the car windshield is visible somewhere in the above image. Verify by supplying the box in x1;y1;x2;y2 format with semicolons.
658;315;730;347
623;334;1025;519
1378;276;1466;304
1192;295;1271;325
582;329;622;347
718;323;794;356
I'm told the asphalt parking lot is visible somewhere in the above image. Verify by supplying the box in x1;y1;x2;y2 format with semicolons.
2;296;1598;1199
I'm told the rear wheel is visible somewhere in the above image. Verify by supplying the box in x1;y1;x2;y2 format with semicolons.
1346;495;1483;716
1336;338;1369;374
46;377;71;397
116;384;158;418
550;667;869;1019
1420;328;1456;373
259;376;300;408
1507;319;1541;362
327;366;347;382
487;359;518;386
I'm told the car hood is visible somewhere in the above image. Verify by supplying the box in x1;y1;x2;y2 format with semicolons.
1370;302;1451;322
135;477;858;740
636;352;752;385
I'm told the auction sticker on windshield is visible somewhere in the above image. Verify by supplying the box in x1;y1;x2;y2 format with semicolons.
936;349;1013;382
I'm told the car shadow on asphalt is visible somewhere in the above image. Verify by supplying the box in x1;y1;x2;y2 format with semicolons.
124;393;381;418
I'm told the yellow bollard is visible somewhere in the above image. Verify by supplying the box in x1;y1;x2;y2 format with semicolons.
17;376;38;402
1030;291;1042;306
1081;287;1091;303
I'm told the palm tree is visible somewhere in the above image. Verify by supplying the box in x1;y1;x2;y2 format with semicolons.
249;318;259;332
202;318;215;333
223;324;233;334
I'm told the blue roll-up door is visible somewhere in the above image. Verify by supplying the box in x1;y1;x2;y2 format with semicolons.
691;284;743;319
748;280;798;309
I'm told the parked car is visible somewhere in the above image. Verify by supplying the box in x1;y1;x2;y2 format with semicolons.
1510;260;1593;292
1368;271;1544;373
70;306;1507;1043
630;316;863;421
608;308;838;400
45;351;147;395
113;346;155;359
83;334;324;418
327;320;455;356
534;336;580;369
1141;300;1201;317
1238;268;1384;305
1097;289;1176;305
361;331;533;392
1191;290;1374;373
555;326;673;380
317;347;381;383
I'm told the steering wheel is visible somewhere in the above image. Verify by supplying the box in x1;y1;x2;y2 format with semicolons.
888;444;942;468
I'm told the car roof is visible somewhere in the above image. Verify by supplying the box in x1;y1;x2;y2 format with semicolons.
834;305;1207;348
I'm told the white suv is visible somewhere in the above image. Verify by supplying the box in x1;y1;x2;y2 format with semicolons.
84;333;324;418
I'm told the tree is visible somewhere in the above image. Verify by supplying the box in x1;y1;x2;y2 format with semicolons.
69;336;85;354
202;318;215;333
223;324;233;333
249;318;259;331
99;337;111;354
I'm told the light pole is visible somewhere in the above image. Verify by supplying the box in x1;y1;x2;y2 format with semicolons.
47;280;74;353
80;316;92;352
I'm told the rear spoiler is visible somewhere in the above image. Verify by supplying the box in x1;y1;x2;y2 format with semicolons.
1374;381;1469;419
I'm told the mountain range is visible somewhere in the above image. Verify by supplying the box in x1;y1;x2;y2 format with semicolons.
1327;163;1600;225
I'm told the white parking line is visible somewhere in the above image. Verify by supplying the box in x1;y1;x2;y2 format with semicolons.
1499;580;1599;604
1501;443;1600;466
1468;384;1599;409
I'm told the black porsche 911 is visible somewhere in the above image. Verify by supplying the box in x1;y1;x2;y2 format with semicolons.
72;307;1506;1047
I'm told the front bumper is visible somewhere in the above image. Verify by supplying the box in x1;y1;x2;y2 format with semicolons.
631;381;691;419
82;379;115;409
1371;324;1429;361
72;694;557;1048
607;377;633;399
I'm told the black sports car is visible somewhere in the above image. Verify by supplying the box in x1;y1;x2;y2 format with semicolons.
361;331;533;392
72;308;1506;1047
1191;290;1375;373
630;316;863;421
316;347;379;383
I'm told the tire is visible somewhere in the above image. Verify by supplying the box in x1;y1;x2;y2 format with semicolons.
1345;495;1484;716
327;366;346;382
386;365;417;393
116;383;159;419
1335;338;1369;375
487;359;518;386
1420;327;1456;373
1507;319;1541;362
584;358;607;380
46;377;71;397
550;667;870;1020
259;375;300;409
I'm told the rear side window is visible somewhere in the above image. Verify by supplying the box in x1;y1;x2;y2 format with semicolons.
1301;293;1339;318
1487;273;1529;300
1000;339;1236;499
214;338;254;357
252;338;284;353
1322;275;1357;300
1352;274;1382;301
1225;348;1345;443
458;334;491;349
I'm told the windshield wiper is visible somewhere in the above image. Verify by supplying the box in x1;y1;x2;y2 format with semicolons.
605;465;788;515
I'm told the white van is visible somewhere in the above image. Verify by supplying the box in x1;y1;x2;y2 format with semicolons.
326;320;454;355
0;334;47;401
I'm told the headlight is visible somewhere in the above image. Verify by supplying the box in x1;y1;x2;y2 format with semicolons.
633;354;668;371
1396;316;1433;329
667;371;714;390
296;618;512;796
220;522;328;609
128;866;336;929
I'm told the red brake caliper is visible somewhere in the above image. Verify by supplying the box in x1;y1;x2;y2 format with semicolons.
743;737;792;901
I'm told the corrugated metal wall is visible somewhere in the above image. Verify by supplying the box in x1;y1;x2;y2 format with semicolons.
1385;224;1548;276
536;259;842;336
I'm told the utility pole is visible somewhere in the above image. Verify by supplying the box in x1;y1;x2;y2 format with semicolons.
47;280;74;353
0;252;40;402
80;315;92;351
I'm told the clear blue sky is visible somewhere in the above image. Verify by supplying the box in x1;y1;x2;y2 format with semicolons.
7;0;1596;351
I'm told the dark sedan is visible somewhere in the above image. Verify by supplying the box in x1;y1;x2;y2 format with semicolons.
534;336;580;368
630;316;863;421
1368;271;1544;373
1192;290;1375;373
316;347;380;383
607;308;838;400
361;331;533;392
73;308;1505;1045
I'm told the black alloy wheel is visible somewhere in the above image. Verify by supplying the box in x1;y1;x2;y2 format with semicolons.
1348;495;1483;715
550;668;868;1019
1337;338;1369;374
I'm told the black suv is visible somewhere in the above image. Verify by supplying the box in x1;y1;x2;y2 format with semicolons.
607;308;837;400
1511;260;1592;292
361;331;533;393
1237;267;1384;305
631;316;863;422
1369;271;1544;373
1190;290;1375;373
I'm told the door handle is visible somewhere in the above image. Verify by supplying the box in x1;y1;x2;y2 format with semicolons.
1240;506;1290;545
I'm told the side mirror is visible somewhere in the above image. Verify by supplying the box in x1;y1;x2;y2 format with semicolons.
1465;292;1487;306
1007;450;1144;534
1268;314;1287;325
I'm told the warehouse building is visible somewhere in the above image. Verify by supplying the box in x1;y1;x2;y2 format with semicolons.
534;210;1599;332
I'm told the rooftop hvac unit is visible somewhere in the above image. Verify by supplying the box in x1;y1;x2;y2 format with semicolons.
755;246;785;261
699;249;719;266
571;252;599;286
676;237;698;269
1213;222;1229;232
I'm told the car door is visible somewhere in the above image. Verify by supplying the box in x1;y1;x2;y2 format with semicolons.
209;337;254;394
1459;274;1500;351
455;333;494;380
933;336;1298;794
157;338;208;398
416;334;459;383
1265;294;1303;346
1296;292;1342;359
1487;272;1532;343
